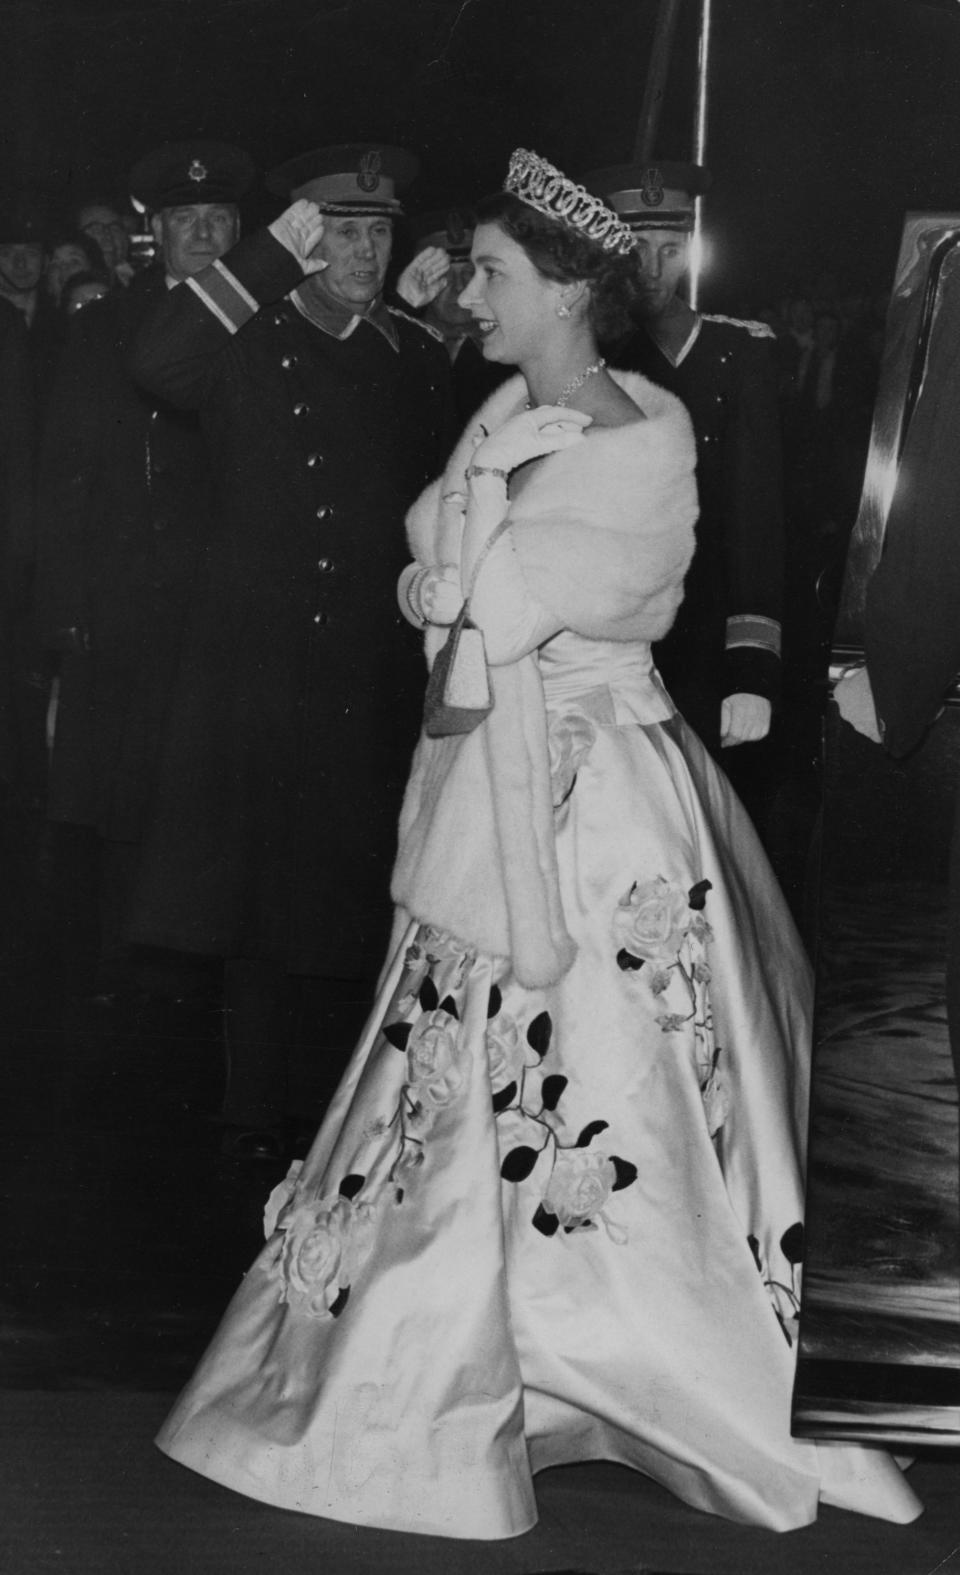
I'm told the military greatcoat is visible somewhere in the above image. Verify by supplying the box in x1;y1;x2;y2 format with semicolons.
608;314;785;747
127;232;453;977
36;270;213;840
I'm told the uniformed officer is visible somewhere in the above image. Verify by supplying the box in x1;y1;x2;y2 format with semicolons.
35;140;255;998
396;206;510;425
126;143;455;1159
582;161;785;761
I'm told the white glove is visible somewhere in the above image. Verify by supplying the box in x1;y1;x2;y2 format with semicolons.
396;246;451;309
470;405;591;476
420;565;462;625
399;563;462;627
834;667;882;742
720;692;772;747
268;200;329;274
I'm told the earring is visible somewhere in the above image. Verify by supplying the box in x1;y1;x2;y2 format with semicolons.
557;303;571;318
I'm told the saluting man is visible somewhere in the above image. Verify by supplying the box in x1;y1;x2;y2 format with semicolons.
127;143;454;1160
36;140;255;998
583;162;785;760
397;206;510;425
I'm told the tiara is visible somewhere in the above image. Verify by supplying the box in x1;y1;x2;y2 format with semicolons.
504;148;637;256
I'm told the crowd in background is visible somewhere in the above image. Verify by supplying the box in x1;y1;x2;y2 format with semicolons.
0;180;886;999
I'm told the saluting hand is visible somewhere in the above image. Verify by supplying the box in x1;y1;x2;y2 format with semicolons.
396;246;451;310
268;200;329;274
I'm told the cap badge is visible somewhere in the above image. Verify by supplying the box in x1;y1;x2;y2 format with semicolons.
640;167;665;208
357;150;382;193
445;208;469;248
188;159;208;184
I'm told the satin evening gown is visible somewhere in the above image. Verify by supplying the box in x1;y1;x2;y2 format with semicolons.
156;632;922;1536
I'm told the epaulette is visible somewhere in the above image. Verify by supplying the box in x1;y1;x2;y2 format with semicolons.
702;313;776;340
387;306;445;343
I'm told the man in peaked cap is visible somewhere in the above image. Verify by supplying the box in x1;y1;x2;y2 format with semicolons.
396;205;510;425
131;139;256;280
35;140;254;1005
125;142;454;1160
583;161;785;795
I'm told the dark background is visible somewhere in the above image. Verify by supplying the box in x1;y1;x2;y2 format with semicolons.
3;0;960;308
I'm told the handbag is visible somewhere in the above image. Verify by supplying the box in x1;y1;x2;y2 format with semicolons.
422;517;512;738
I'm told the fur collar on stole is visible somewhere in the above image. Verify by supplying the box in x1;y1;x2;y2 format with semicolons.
392;370;697;989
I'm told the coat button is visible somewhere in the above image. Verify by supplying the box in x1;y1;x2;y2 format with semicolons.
306;452;324;468
281;354;298;369
152;517;168;532
317;557;334;573
293;401;310;416
313;612;329;626
315;504;333;521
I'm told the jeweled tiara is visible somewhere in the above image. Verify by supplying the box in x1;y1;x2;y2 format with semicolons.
504;148;637;256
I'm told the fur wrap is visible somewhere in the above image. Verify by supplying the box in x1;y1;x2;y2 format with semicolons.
391;369;698;986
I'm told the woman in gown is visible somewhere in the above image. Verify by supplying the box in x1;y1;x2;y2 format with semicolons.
156;150;923;1538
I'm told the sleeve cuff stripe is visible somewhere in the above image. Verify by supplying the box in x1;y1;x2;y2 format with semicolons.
185;265;258;334
726;615;781;656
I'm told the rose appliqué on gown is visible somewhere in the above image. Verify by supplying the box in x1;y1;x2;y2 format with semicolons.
547;710;597;812
614;875;729;1140
263;1165;380;1321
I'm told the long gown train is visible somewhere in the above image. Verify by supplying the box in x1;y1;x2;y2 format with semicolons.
156;637;922;1536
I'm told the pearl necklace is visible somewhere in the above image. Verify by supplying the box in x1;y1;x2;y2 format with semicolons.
555;356;606;407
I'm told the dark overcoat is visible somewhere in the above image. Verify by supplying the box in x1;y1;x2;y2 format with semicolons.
609;315;784;746
35;270;211;839
127;233;454;977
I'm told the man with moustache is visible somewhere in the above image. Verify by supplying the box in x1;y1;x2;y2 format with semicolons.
36;141;254;1000
126;144;453;1160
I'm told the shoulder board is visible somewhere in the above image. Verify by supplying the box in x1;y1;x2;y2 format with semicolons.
701;313;776;340
387;307;445;343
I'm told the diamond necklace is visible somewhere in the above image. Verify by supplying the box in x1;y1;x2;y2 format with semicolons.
555;356;606;407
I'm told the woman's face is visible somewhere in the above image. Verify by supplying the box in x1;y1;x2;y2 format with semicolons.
46;244;89;303
457;221;565;363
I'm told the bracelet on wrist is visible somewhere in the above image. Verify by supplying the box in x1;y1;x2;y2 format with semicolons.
465;464;509;483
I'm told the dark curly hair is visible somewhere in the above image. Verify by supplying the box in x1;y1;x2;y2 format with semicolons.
473;190;642;343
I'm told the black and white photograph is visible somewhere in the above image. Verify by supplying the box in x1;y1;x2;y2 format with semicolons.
1;2;958;1571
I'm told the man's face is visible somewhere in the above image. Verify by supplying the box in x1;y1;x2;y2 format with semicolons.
631;228;690;316
78;205;129;271
151;203;240;282
309;215;393;311
0;242;45;295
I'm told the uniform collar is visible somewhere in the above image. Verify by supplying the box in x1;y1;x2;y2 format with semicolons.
291;279;399;351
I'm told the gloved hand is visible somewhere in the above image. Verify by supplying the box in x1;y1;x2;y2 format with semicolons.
268;200;329;275
419;564;462;625
834;666;882;743
469;405;591;477
399;563;462;627
396;246;451;310
720;692;772;747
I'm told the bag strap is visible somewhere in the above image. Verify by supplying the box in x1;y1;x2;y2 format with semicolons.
464;516;513;604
